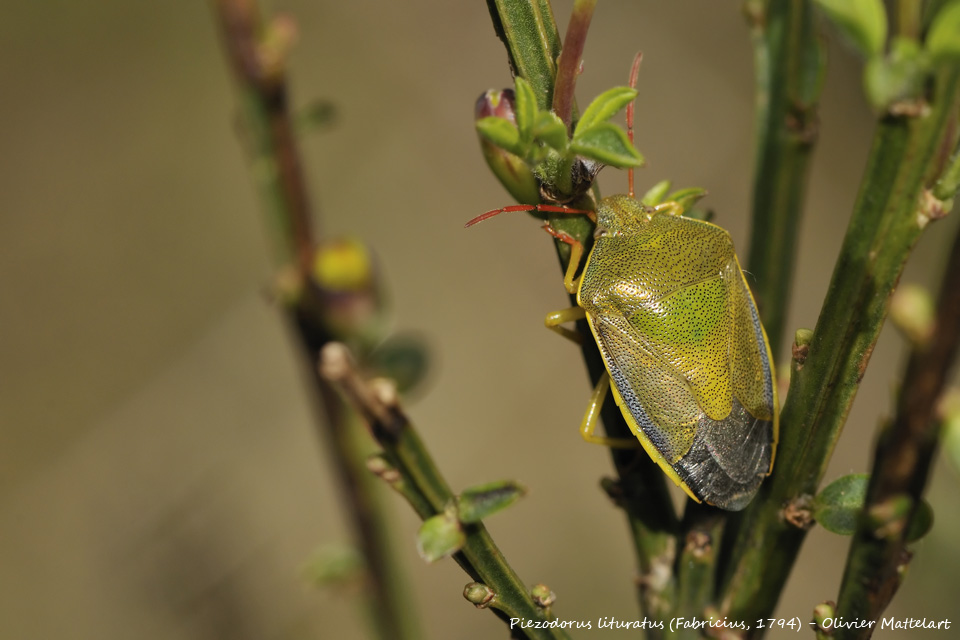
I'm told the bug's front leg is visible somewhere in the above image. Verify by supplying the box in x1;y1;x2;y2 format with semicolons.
581;373;640;449
541;223;584;295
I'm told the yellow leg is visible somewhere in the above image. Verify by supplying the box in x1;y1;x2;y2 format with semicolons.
541;223;583;295
581;373;640;448
545;306;586;344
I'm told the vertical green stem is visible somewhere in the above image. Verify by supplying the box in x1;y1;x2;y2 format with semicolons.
486;0;563;111
485;0;679;625
719;65;960;631
833;184;960;639
897;0;922;40
672;502;723;632
743;0;824;357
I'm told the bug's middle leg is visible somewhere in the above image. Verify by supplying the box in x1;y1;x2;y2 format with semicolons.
544;306;586;344
581;373;641;448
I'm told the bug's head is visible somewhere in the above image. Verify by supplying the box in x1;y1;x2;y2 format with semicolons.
595;194;651;236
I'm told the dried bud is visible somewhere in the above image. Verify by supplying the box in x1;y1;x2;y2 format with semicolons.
463;582;496;608
531;583;556;608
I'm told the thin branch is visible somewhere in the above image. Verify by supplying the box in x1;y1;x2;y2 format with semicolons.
214;0;314;272
552;0;595;130
212;2;418;639
319;343;574;640
833;195;960;638
897;0;922;40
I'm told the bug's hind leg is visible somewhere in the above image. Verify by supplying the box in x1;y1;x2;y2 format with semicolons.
545;306;586;344
581;373;640;449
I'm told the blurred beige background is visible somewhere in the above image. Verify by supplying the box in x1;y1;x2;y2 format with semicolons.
1;1;958;638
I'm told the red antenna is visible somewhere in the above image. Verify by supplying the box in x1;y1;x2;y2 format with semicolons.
626;51;643;199
465;204;596;228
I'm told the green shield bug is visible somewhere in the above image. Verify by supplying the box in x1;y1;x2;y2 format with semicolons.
468;55;778;511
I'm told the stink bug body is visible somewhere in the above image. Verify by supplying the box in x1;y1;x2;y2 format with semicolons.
469;56;778;510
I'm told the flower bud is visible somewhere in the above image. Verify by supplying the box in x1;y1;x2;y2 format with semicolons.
308;237;384;347
475;89;540;204
890;283;934;347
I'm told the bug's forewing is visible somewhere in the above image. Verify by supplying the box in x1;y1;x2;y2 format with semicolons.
582;215;777;510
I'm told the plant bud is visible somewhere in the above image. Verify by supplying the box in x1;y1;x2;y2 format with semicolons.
475;89;540;204
309;237;384;347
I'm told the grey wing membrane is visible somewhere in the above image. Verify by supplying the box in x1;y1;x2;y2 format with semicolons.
589;307;773;511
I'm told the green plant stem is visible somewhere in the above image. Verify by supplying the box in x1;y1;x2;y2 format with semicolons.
743;0;824;358
933;142;960;200
212;2;419;639
897;0;922;40
672;502;723;631
833;200;960;638
486;0;563;111
319;343;572;640
718;65;960;631
486;0;679;624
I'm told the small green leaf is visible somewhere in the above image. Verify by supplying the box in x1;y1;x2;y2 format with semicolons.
416;510;465;562
302;543;366;589
813;473;869;535
927;1;960;60
533;111;568;151
570;123;645;168
665;187;708;214
814;0;888;57
368;333;430;395
574;86;637;135
457;480;527;523
296;100;338;134
476;117;523;156
513;76;538;143
813;475;933;541
863;38;928;111
640;179;671;206
906;500;934;542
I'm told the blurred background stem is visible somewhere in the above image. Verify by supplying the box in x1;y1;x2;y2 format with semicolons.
211;1;419;638
743;0;824;358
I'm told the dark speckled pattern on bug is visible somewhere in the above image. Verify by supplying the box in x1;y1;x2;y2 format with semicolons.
578;194;778;510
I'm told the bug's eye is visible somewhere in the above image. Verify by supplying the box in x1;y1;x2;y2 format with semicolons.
594;227;610;239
